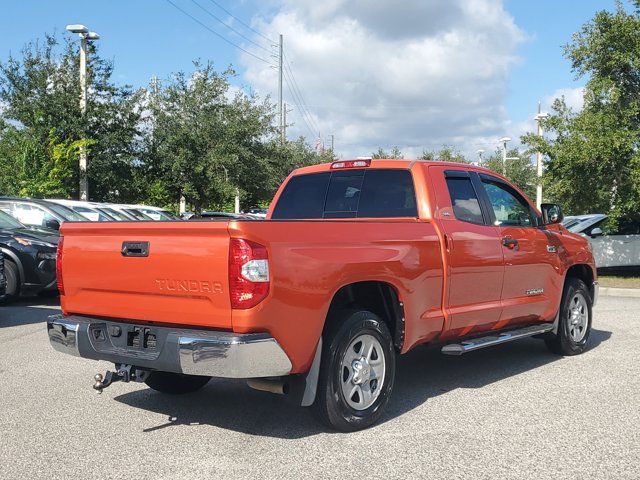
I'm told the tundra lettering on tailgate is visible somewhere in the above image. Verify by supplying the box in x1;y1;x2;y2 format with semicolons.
154;279;224;294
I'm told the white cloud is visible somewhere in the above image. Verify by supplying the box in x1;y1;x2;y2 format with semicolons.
241;0;525;158
542;87;585;113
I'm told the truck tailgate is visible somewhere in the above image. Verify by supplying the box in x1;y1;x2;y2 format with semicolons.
59;221;232;329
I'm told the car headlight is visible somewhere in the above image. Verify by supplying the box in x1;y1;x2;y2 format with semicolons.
15;237;56;248
36;252;57;260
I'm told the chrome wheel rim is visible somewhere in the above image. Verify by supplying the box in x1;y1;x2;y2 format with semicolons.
567;292;589;342
340;333;386;411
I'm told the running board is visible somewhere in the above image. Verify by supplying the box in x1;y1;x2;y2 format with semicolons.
441;323;554;356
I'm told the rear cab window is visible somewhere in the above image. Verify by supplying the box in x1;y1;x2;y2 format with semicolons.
271;169;417;219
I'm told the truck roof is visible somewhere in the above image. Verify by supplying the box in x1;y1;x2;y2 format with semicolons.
293;159;504;177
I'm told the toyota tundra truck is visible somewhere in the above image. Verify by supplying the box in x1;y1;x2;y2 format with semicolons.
47;159;598;431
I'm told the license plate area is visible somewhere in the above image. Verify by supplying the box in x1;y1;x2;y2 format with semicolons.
88;321;164;359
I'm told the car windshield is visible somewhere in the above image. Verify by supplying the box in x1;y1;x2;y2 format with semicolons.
566;217;603;233
0;210;24;229
99;207;130;221
138;208;178;220
45;202;89;221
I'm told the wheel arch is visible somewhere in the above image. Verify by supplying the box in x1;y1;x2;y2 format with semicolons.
325;281;405;352
565;263;596;301
1;247;24;282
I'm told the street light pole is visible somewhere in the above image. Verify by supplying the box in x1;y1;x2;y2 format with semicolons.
534;102;549;209
499;137;511;175
66;24;100;201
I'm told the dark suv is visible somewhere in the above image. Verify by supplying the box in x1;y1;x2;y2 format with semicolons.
0;210;59;301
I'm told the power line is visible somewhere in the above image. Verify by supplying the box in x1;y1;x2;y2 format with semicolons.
189;0;273;54
205;0;275;44
164;0;275;66
282;51;320;133
283;67;318;138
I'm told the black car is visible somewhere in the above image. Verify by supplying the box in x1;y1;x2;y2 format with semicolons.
0;197;87;231
0;210;59;301
0;251;6;300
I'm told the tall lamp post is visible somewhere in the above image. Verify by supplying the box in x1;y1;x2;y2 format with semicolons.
534;104;549;209
66;24;100;201
498;137;511;175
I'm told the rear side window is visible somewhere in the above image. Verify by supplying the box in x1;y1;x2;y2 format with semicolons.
271;169;417;219
445;177;484;224
271;172;331;219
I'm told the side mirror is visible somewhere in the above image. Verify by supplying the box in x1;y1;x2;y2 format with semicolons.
45;219;61;230
540;203;563;225
590;227;603;238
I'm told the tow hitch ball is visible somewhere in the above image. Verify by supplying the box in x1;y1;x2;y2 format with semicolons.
93;364;149;394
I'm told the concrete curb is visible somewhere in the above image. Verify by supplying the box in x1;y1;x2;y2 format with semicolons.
599;286;640;298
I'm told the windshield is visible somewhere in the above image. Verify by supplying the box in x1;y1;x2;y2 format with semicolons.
46;202;89;221
566;217;603;233
0;210;24;229
138;208;178;221
99;207;130;221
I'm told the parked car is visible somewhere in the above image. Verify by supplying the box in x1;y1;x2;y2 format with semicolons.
244;207;268;218
104;204;154;221
0;197;87;231
190;211;249;220
92;205;137;221
48;159;596;431
0;251;6;300
563;213;640;268
129;205;179;221
0;210;59;301
47;199;115;222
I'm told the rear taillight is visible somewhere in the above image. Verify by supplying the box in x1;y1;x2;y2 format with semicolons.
56;236;64;296
229;238;269;309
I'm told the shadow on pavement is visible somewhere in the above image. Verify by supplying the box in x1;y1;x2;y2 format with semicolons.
114;328;611;439
0;296;60;328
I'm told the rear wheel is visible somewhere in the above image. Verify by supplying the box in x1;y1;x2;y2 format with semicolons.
313;310;396;432
1;260;20;303
545;277;592;355
145;371;211;394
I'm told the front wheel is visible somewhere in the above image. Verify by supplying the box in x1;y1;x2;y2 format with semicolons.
313;310;396;432
145;371;211;394
545;277;592;356
1;260;20;304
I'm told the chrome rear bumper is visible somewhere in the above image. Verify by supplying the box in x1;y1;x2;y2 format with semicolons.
47;315;292;378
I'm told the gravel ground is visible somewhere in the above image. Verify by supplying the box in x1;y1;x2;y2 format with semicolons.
0;296;638;479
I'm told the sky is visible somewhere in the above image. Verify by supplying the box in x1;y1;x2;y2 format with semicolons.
0;0;621;159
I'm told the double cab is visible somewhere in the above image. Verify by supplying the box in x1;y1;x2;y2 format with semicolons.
48;159;597;431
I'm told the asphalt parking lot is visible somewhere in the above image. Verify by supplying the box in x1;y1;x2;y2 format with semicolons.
1;296;638;480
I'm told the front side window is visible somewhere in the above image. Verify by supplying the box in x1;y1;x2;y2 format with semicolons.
445;177;484;224
482;181;534;227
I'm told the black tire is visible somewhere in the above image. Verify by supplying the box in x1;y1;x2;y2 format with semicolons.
145;371;211;394
545;277;592;355
1;260;20;303
313;310;396;432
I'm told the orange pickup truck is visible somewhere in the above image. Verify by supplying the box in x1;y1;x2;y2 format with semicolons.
48;159;597;431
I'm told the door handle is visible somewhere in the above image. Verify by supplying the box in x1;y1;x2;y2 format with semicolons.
502;236;519;250
121;241;150;257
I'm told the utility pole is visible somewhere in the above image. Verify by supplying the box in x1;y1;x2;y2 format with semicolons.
534;102;549;209
283;102;293;141
476;149;484;166
66;24;100;201
499;137;511;175
278;34;284;144
330;134;335;157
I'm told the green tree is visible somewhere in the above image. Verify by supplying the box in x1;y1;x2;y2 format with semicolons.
371;146;404;159
481;148;537;199
0;34;142;201
522;1;640;219
420;145;470;163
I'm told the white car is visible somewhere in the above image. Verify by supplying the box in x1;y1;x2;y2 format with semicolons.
563;214;640;268
47;199;114;222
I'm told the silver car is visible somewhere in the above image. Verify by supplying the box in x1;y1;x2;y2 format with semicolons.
563;214;640;268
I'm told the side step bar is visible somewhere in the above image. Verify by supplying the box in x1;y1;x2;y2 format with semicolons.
441;323;554;356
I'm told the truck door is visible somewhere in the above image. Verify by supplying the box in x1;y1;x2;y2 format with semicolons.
477;173;560;325
429;166;505;338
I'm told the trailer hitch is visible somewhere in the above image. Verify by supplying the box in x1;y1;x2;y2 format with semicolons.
93;364;150;394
